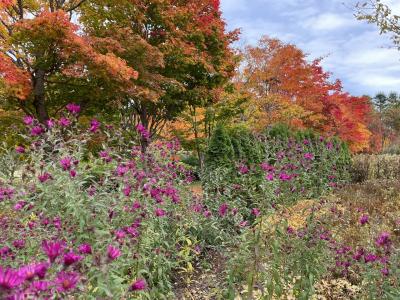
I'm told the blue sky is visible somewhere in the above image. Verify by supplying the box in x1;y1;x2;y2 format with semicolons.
220;0;400;96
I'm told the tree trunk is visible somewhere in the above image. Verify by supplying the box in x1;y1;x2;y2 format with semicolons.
33;69;49;123
140;108;150;153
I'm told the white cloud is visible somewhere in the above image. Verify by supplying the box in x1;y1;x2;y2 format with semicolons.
304;13;359;31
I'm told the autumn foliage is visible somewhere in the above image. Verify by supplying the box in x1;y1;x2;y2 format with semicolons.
238;36;373;152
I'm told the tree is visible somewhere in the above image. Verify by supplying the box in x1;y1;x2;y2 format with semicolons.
355;0;400;50
0;0;138;123
238;36;373;152
80;0;238;151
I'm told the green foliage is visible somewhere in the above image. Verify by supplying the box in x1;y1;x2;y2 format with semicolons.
205;123;235;170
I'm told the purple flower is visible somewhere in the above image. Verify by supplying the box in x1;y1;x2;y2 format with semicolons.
359;214;369;225
13;239;25;249
90;119;100;133
266;173;274;181
136;123;150;139
107;245;121;261
31;280;50;292
238;164;249;174
66;103;81;115
63;251;83;266
203;210;211;218
59;117;71;127
60;157;72;171
38;172;52;183
0;267;24;289
304;153;314;160
239;220;248;227
155;208;166;217
13;201;27;211
42;240;64;263
252;208;261;217
376;232;391;247
30;126;44;136
15;146;25;153
115;230;126;239
78;243;92;255
23;115;34;125
69;170;77;178
381;268;389;276
279;172;292;181
34;262;49;279
99;150;111;162
55;271;79;292
261;162;274;172
116;165;129;177
364;253;378;263
17;264;37;281
219;203;228;217
130;278;147;291
46;119;55;128
123;185;131;197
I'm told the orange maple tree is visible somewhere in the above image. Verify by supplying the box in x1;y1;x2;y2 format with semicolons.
239;36;373;152
0;0;138;122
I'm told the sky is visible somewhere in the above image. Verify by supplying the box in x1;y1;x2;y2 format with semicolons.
220;0;400;96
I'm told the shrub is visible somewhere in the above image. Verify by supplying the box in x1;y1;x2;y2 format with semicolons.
351;154;400;182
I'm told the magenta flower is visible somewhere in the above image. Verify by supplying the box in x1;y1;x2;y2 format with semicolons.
30;126;44;136
18;264;36;281
0;267;24;289
123;185;131;197
42;240;64;263
78;243;92;255
38;172;52;183
130;278;147;291
239;220;248;227
23;115;34;125
59;117;71;127
359;214;369;225
155;208;166;217
13;239;25;249
304;153;314;160
266;173;274;181
15;146;25;153
63;251;83;266
107;245;121;261
99;150;112;162
31;280;50;292
60;157;72;171
115;230;126;239
116;165;129;177
69;170;77;178
219;203;229;217
381;268;389;276
136;123;150;139
56;271;79;292
279;172;292;181
252;208;261;217
260;162;274;172
203;210;211;218
34;262;49;279
364;253;378;263
238;164;249;174
89;119;100;133
376;232;391;247
46;119;55;128
66;103;81;115
132;201;141;211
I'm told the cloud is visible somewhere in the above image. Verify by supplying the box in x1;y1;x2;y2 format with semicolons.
221;0;400;96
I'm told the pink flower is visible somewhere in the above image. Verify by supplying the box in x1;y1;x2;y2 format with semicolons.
266;173;274;181
260;162;274;172
252;208;261;217
13;239;25;249
63;251;82;266
304;153;314;160
136;123;150;139
30;126;44;136
38;172;52;183
376;232;391;247
55;271;79;292
130;278;147;291
123;185;131;197
60;157;72;171
359;214;369;225
279;172;292;181
59;117;71;127
107;245;121;261
78;243;92;255
17;264;36;280
381;268;389;276
15;146;25;153
239;221;248;227
219;203;228;217
203;210;211;218
69;170;77;178
23;115;34;125
31;280;51;292
66;103;81;114
46;119;55;128
42;240;64;263
90;119;100;133
155;208;166;217
0;267;24;289
238;164;249;174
